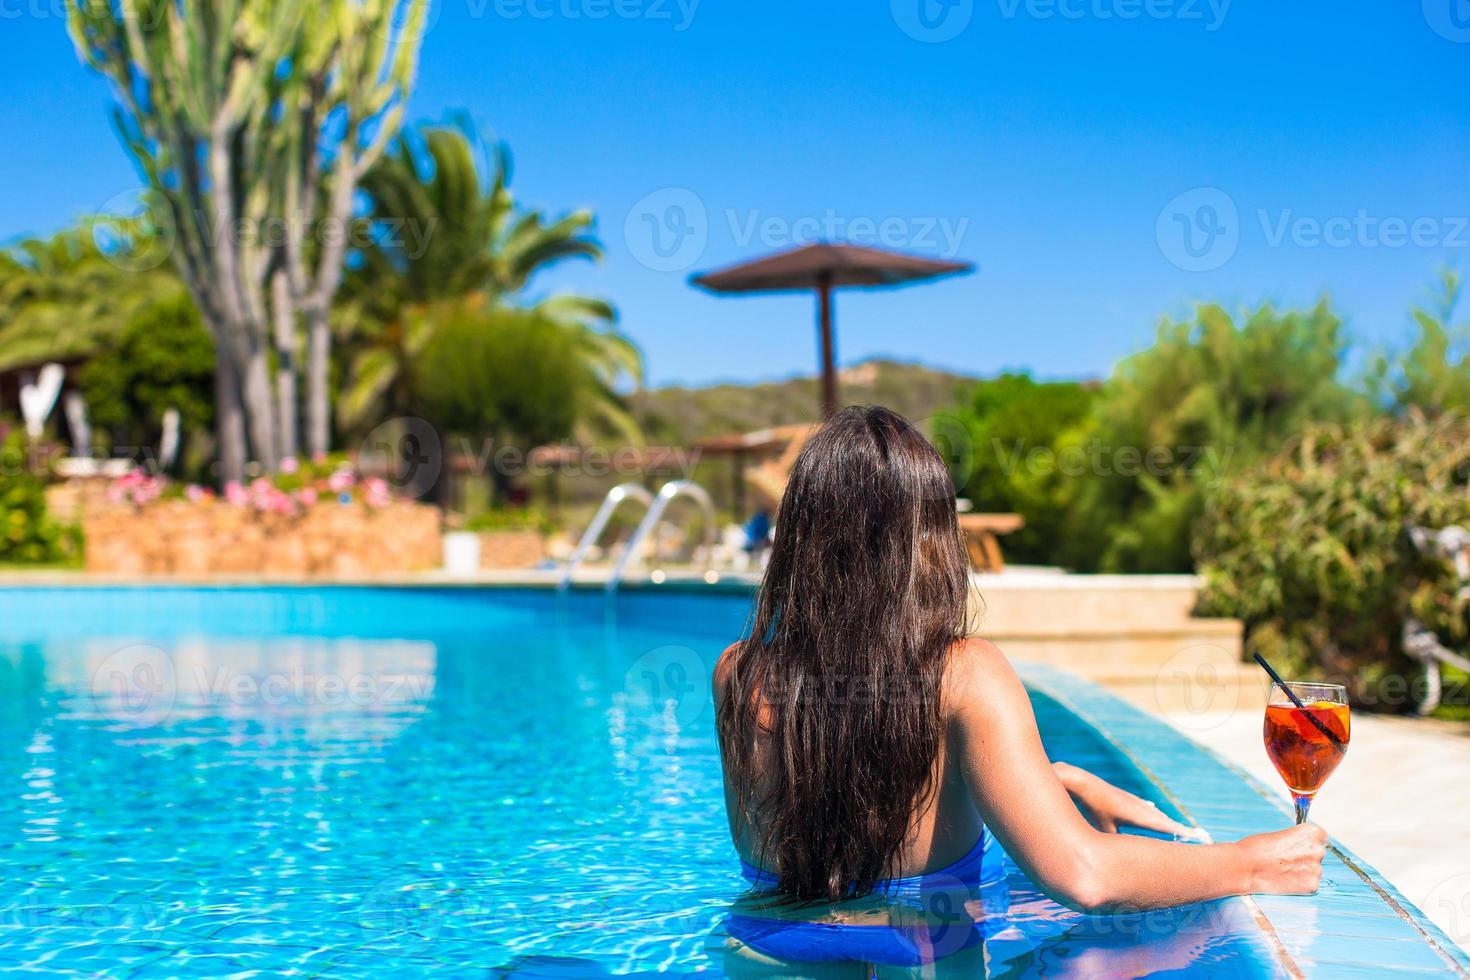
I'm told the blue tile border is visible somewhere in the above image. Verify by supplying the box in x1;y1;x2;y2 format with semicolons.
1017;662;1470;979
0;583;758;644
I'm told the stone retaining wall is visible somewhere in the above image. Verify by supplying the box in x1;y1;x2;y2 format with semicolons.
82;499;442;578
476;530;546;570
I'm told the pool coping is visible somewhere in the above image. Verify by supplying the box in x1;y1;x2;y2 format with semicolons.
1019;663;1470;979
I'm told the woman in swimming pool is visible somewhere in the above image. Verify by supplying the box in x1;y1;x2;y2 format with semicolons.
714;406;1325;914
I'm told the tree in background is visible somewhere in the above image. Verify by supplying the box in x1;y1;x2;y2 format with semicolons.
947;374;1098;566
353;117;603;306
945;303;1360;572
1077;301;1359;572
1366;269;1470;418
68;0;428;481
341;120;642;446
0;221;179;377
79;294;215;473
414;306;589;498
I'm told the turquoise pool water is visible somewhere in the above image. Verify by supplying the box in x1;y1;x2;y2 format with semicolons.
0;586;1311;975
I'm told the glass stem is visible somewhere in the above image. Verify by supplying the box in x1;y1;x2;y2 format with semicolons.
1292;793;1313;825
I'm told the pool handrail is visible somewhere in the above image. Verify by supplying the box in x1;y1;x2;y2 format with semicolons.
558;482;656;590
605;480;717;593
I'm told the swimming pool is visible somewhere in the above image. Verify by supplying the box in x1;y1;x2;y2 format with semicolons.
0;585;1463;977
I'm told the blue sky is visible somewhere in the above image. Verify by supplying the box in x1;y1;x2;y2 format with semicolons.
2;1;1467;387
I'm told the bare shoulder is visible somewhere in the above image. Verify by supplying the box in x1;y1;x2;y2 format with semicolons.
943;636;1028;719
712;641;744;702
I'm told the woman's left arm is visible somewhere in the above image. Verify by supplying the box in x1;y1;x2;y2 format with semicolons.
1052;762;1202;838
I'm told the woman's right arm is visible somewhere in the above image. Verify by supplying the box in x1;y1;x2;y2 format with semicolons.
946;637;1326;913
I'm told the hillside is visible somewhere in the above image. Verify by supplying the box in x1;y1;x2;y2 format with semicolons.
633;359;979;445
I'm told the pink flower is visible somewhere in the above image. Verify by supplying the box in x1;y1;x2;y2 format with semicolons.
224;481;249;506
295;487;318;508
130;482;160;506
280;456;299;475
363;477;391;509
327;469;355;493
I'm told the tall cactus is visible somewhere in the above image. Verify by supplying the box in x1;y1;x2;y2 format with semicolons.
67;0;427;481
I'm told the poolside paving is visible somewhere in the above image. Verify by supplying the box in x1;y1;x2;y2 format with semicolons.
1115;687;1470;961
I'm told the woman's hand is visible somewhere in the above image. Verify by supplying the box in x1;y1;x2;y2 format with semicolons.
1053;762;1201;838
1237;824;1328;895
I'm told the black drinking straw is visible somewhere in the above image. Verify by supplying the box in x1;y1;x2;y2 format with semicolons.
1253;652;1344;748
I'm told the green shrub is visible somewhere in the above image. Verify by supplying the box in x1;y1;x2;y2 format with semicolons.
944;303;1360;572
464;506;552;534
1195;414;1470;708
416;305;590;501
78;293;214;470
1084;301;1359;572
945;374;1099;566
0;436;78;565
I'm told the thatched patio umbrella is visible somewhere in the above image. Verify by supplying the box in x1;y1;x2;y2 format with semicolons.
690;243;974;417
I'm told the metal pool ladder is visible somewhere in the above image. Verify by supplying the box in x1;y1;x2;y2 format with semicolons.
606;480;718;592
559;482;655;589
558;480;719;591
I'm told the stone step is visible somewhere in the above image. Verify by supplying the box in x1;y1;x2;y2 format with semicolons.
972;570;1262;722
971;572;1214;635
994;623;1246;681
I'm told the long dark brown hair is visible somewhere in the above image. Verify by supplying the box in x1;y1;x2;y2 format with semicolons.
716;406;972;901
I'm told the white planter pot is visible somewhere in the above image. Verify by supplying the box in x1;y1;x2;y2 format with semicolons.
443;531;482;575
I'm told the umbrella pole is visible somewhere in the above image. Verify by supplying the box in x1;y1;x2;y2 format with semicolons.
817;277;837;418
732;449;746;520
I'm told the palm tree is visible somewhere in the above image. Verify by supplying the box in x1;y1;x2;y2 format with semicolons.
0;220;182;376
341;118;642;442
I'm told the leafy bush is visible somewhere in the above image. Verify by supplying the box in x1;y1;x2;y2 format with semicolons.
464;506;552;534
0;436;78;565
945;374;1099;566
1195;414;1470;707
79;293;214;468
1081;301;1359;572
945;303;1360;572
416;305;590;499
